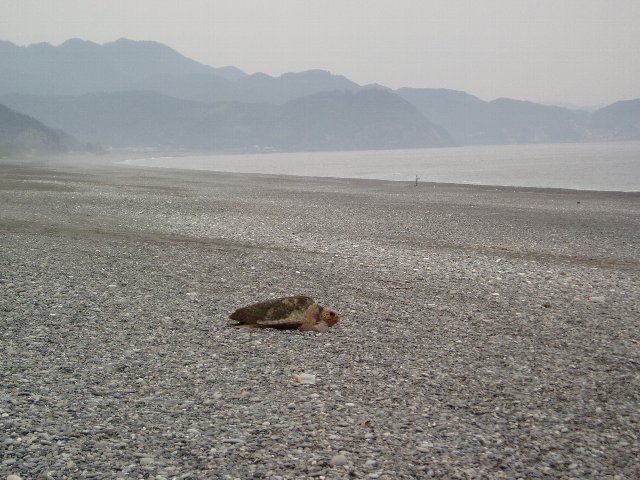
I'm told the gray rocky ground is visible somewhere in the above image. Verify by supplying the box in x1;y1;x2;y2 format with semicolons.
1;156;639;479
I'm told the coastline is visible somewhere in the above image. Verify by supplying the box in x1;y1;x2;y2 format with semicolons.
1;156;639;478
117;140;640;193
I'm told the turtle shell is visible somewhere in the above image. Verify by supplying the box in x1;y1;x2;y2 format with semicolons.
229;295;316;328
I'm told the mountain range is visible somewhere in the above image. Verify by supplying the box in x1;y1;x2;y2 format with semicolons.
0;89;449;151
0;38;638;153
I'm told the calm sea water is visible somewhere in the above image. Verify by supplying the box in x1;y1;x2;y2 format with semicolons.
124;142;640;192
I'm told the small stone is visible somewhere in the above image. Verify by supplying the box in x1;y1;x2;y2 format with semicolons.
293;373;316;385
139;457;155;466
330;454;348;467
589;296;606;303
7;476;23;480
221;438;244;444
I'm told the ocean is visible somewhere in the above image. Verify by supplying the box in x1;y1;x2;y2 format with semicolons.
123;141;640;192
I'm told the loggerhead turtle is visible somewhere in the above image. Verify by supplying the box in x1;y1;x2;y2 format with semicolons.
229;295;341;333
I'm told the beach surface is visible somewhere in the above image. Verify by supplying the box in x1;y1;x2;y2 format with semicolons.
1;155;639;479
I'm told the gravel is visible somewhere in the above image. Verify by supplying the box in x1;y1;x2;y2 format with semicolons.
1;155;639;479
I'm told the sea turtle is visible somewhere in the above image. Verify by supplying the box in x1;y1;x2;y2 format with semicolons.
229;295;341;333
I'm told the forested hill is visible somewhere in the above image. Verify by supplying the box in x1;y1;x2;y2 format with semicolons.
0;103;71;156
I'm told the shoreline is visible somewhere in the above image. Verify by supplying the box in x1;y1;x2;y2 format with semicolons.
62;151;640;195
1;156;639;478
125;162;640;195
8;150;640;193
114;141;640;193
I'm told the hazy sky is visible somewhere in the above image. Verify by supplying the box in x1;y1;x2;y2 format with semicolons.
2;0;638;106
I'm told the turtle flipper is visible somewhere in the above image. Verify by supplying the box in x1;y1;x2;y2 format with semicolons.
298;321;330;333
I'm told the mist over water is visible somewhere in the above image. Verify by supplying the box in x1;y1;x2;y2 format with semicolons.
125;142;640;192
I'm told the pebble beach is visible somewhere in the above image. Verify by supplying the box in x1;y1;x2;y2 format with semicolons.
1;155;639;479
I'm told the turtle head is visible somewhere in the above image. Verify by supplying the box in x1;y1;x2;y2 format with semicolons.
320;307;341;327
